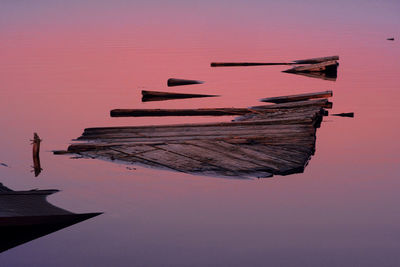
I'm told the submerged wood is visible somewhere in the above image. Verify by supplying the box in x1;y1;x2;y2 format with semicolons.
331;112;354;117
0;183;101;253
56;96;331;179
210;56;339;67
260;91;333;103
283;60;338;74
31;133;42;177
292;56;339;64
111;99;332;117
142;90;218;102
211;62;294;67
167;78;204;87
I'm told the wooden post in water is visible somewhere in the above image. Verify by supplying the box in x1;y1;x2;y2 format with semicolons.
32;133;42;177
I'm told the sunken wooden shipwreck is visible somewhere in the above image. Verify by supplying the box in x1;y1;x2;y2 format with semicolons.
0;183;101;253
55;91;332;179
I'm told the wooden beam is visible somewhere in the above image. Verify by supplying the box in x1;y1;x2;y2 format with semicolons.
292;56;339;64
142;90;219;102
260;91;333;103
211;62;294;67
31;133;42;177
283;60;338;74
331;112;354;117
167;78;203;87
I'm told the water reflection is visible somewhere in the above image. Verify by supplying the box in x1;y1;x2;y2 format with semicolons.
0;183;101;253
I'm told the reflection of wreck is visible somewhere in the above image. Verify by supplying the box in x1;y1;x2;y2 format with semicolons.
55;91;332;179
0;183;101;253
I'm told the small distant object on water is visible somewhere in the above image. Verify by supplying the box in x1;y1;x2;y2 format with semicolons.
0;162;8;167
331;112;354;118
167;78;204;87
141;90;219;102
387;37;394;41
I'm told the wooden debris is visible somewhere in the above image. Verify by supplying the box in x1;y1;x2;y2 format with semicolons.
0;183;101;253
31;133;42;177
331;112;354;118
142;90;219;102
211;62;294;67
111;99;332;117
292;56;339;64
387;38;394;41
210;56;339;67
260;91;333;103
56;94;332;179
167;78;203;87
283;60;338;74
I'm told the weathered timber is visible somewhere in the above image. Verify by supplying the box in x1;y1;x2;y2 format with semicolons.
210;56;339;67
260;91;332;103
331;112;354;118
283;60;338;74
167;78;203;87
142;90;219;102
111;108;251;117
0;183;101;253
111;99;331;117
55;96;331;179
211;62;294;67
293;56;339;64
31;133;42;177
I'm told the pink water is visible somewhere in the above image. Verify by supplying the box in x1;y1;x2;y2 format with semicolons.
1;1;400;266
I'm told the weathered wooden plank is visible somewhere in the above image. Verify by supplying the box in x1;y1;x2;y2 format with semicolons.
186;140;303;174
260;91;333;103
252;99;332;110
110;99;329;117
292;56;339;64
210;56;339;67
211;62;294;67
78;125;315;140
167;78;203;87
142;90;218;102
283;60;338;73
153;143;275;173
110;108;252;117
331;112;354;117
83;117;316;135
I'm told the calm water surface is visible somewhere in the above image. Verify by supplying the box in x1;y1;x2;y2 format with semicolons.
1;1;400;266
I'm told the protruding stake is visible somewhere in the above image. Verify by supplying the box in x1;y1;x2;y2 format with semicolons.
167;78;204;87
31;133;42;177
331;112;354;118
142;90;219;102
